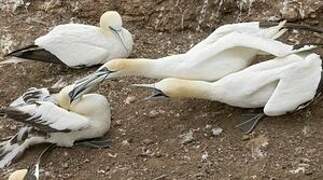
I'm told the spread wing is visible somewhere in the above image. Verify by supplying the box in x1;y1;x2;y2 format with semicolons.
188;32;315;66
35;24;113;67
189;21;285;53
2;102;90;133
264;53;322;116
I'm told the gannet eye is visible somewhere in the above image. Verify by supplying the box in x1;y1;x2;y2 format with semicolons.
97;66;116;73
151;89;169;98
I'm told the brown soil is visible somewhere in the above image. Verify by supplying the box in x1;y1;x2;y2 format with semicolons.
1;0;323;179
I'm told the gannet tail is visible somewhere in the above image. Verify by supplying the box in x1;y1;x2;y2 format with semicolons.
4;44;64;65
0;127;45;168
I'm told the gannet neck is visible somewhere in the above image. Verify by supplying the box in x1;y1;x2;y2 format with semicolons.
156;78;218;100
70;94;110;122
107;56;183;79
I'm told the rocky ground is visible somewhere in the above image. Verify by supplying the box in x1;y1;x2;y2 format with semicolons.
1;0;323;179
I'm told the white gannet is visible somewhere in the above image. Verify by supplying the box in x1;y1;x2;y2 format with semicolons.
0;85;111;168
133;53;322;133
7;144;55;180
68;21;319;101
4;11;133;68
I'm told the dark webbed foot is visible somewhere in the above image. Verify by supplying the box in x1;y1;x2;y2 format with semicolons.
236;113;265;134
75;137;111;149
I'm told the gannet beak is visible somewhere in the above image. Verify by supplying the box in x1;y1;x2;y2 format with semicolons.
69;67;112;102
131;84;169;100
109;26;128;53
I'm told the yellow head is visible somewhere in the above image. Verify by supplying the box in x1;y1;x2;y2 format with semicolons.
55;84;75;109
134;78;214;100
100;11;122;31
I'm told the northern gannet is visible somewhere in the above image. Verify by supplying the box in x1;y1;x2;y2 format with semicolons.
0;85;111;168
7;144;55;180
68;21;318;101
134;53;322;133
5;11;133;68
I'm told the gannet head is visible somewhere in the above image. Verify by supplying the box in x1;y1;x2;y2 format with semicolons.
68;59;147;102
100;11;122;31
133;78;200;99
100;11;133;55
56;84;75;109
8;169;28;180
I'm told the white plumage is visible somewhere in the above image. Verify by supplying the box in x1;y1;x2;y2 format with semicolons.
0;85;111;168
135;53;322;116
6;11;133;68
35;24;132;67
68;21;319;101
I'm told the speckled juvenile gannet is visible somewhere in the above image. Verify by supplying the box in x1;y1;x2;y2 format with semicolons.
8;144;55;180
0;85;111;168
68;20;323;101
5;11;133;68
134;53;322;133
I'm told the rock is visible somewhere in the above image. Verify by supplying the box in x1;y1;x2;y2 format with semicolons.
142;138;153;145
246;135;269;159
242;135;250;141
62;162;69;169
9;124;17;130
179;130;194;144
125;96;136;104
115;120;122;126
211;127;223;136
201;151;208;162
122;140;130;146
148;110;159;118
280;0;302;21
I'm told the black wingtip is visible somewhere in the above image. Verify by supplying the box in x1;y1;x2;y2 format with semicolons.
259;21;323;34
4;44;39;57
4;44;64;65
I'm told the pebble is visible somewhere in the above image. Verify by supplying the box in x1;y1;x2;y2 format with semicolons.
122;140;130;146
62;162;69;169
125;96;136;104
212;127;223;136
242;135;250;141
142;138;153;145
201;151;208;162
148;110;159;118
180;130;194;144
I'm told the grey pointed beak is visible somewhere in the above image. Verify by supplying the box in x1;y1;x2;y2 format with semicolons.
131;84;169;100
109;26;129;53
69;67;112;102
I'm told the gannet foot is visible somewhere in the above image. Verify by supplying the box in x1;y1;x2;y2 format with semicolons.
235;113;265;134
75;137;111;149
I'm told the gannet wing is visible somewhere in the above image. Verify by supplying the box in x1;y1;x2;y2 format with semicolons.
2;102;90;133
189;21;286;53
35;24;113;67
189;32;315;66
10;88;54;108
264;53;322;116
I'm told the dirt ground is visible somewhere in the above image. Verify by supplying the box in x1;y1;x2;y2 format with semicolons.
1;0;323;179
